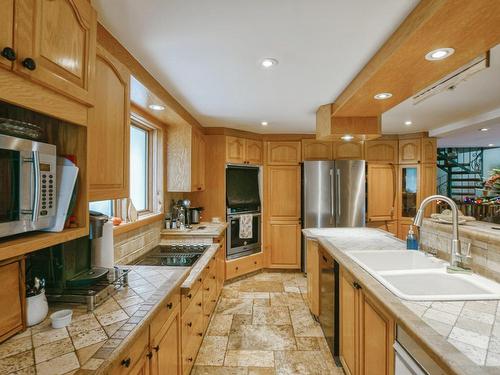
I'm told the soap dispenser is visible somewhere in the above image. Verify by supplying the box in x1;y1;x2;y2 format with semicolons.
406;225;419;250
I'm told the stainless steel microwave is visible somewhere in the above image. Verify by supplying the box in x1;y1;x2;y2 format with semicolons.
0;134;57;238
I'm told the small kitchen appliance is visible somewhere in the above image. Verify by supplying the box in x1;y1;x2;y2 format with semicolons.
190;207;204;224
0;133;57;238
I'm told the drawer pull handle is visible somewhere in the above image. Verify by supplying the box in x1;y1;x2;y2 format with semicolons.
235;266;239;270
187;322;192;327
121;358;131;368
187;293;192;299
254;261;257;265
207;266;210;269
212;275;216;280
198;277;203;282
153;345;160;352
1;47;16;61
22;57;36;70
205;287;210;291
197;332;203;336
197;302;202;307
211;299;216;303
188;357;194;362
146;351;153;359
353;281;362;290
166;302;173;309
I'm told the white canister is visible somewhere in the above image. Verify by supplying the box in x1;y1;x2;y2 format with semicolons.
26;290;49;327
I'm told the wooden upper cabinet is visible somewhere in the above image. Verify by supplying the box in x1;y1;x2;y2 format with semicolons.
13;0;96;105
191;130;206;191
245;139;263;165
0;0;15;70
421;137;437;163
226;136;245;164
266;165;301;219
88;44;130;201
398;139;421;164
367;164;397;222
365;140;398;164
302;139;333;160
333;141;364;160
266;141;301;165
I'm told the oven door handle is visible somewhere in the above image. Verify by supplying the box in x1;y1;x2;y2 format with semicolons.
228;212;261;219
31;150;41;222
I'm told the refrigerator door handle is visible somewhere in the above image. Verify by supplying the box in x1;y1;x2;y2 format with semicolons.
336;169;341;218
329;168;334;224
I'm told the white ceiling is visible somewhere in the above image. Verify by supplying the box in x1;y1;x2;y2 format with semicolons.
382;44;500;142
92;0;418;133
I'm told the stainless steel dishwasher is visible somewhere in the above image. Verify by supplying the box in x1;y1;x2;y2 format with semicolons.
319;248;340;362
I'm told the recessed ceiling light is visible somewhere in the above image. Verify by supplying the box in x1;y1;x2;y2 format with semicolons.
148;104;165;111
488;143;495;147
479;128;489;132
260;58;278;69
374;92;392;100
404;120;413;126
261;121;268;126
425;48;455;61
341;134;354;141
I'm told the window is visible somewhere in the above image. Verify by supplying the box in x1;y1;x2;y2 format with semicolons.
89;200;113;217
130;125;149;212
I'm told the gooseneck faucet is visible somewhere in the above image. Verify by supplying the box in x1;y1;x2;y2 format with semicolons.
413;194;469;272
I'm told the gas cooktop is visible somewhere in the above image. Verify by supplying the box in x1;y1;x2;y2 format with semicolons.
134;244;210;267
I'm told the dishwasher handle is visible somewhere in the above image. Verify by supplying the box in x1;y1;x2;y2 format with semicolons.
393;342;426;375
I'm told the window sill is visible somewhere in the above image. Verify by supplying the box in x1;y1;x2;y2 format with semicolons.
113;213;164;237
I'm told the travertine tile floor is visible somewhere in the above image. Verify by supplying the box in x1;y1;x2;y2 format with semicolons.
192;271;344;375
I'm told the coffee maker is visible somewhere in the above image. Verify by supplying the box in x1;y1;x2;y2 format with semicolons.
27;211;128;310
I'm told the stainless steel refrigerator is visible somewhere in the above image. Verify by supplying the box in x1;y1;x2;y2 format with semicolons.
302;159;365;361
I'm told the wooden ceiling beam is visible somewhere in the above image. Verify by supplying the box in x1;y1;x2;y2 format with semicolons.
330;0;500;117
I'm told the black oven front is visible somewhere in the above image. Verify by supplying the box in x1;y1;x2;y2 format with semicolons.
227;212;261;260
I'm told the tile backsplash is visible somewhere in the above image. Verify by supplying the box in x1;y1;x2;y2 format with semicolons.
114;221;162;264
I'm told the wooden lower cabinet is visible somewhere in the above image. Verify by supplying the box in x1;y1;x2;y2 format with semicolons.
226;252;263;280
340;267;395;375
305;239;320;317
267;221;301;269
0;257;25;343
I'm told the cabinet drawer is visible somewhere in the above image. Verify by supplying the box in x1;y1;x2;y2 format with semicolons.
181;271;204;314
150;287;180;339
111;328;149;375
182;290;204;375
225;252;263;280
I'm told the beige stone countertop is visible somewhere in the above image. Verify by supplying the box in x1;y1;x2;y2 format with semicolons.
423;218;500;245
181;243;220;290
161;222;228;238
306;227;500;374
0;266;191;375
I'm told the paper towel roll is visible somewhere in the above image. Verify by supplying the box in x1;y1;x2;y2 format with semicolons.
91;221;114;268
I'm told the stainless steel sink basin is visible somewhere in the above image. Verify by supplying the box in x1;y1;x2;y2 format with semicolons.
348;250;446;272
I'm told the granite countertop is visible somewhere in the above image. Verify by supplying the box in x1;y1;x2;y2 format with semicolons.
161;222;228;238
305;227;500;374
0;245;220;375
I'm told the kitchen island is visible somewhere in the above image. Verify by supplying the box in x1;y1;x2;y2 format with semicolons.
304;227;500;375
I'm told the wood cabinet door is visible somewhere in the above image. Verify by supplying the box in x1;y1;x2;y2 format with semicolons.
340;268;358;375
367;164;397;222
266;141;301;165
306;239;320;316
14;0;96;105
0;259;24;342
128;353;150;375
421;138;437;163
359;291;394;375
226;136;245;164
0;0;14;70
302;139;333;160
397;164;420;220
364;140;397;164
266;165;301;219
268;221;301;268
88;44;130;201
245;139;263;165
398;139;421;164
152;311;181;375
333;141;364;160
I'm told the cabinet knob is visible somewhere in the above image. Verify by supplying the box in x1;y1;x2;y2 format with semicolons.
22;57;36;70
166;302;173;309
197;187;202;191
1;47;16;61
254;261;257;265
353;281;362;290
188;357;194;362
121;358;131;368
197;302;202;307
205;287;210;291
187;322;192;327
198;277;203;282
212;275;216;280
187;293;192;299
197;332;203;336
153;345;160;352
235;266;239;270
146;351;153;359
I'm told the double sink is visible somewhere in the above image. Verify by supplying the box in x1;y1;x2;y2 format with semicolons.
347;250;500;301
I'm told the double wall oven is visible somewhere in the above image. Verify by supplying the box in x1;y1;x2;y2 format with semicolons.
226;165;261;260
0;133;57;238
